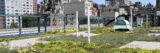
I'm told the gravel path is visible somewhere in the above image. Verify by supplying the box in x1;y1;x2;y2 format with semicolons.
120;41;160;50
0;31;99;50
1;37;48;50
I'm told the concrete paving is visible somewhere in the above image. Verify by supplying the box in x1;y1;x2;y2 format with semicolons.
120;41;160;50
68;31;99;37
148;33;160;36
1;37;48;50
0;31;99;50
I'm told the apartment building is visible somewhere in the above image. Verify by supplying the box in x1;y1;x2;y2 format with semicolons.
105;0;130;6
63;0;93;16
156;0;160;26
157;0;160;11
0;0;37;28
0;16;3;29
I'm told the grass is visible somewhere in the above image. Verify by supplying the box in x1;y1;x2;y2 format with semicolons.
2;27;160;53
13;41;160;53
42;27;160;48
42;33;160;47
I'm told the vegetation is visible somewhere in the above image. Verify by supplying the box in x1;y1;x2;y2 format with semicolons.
42;27;160;47
44;0;58;13
2;27;160;53
17;41;160;53
22;17;35;27
43;33;160;48
1;41;160;53
10;22;18;28
142;22;151;28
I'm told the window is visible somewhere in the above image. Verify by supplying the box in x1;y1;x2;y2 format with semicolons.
15;10;18;12
7;19;10;21
115;20;126;25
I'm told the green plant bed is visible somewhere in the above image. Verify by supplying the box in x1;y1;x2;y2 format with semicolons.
42;34;131;47
18;41;112;53
16;41;160;53
150;27;160;30
42;31;160;48
149;31;160;33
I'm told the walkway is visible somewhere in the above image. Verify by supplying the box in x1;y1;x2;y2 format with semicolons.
120;41;160;50
1;37;48;50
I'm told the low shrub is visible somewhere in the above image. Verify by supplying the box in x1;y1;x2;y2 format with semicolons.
142;22;151;28
18;41;112;53
91;27;114;34
17;41;160;53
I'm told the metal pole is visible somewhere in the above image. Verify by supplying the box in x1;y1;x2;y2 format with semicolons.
18;16;22;37
146;14;148;28
37;17;40;34
130;9;133;28
97;17;100;27
64;15;66;33
88;6;91;43
76;11;79;37
115;16;116;22
44;17;47;32
146;14;148;23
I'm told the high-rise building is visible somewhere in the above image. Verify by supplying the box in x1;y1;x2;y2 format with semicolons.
105;0;130;6
0;0;37;28
105;0;116;6
134;2;142;8
157;0;160;11
33;0;37;14
117;0;130;6
0;16;3;29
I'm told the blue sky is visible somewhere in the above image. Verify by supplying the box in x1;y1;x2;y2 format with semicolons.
37;0;156;6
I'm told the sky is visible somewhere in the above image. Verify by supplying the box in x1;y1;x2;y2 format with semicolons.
37;0;156;6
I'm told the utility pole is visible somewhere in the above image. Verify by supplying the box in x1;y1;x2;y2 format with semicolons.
88;6;91;43
76;11;79;37
146;14;148;28
18;16;22;37
115;15;117;22
130;9;133;28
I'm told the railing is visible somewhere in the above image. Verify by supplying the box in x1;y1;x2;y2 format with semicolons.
0;14;104;38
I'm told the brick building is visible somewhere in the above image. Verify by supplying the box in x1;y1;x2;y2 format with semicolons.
0;16;3;29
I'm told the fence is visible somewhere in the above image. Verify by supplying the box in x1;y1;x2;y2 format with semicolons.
0;14;104;38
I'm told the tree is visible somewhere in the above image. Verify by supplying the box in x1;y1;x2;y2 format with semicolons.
42;0;58;13
22;17;35;28
10;22;18;28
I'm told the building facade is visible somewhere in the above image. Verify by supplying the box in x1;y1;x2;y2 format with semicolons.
157;0;160;11
63;0;93;16
117;0;130;6
105;0;130;6
0;0;37;28
0;16;3;29
156;0;160;26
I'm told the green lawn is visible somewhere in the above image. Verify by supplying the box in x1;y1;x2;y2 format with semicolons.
2;27;160;53
41;27;160;47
